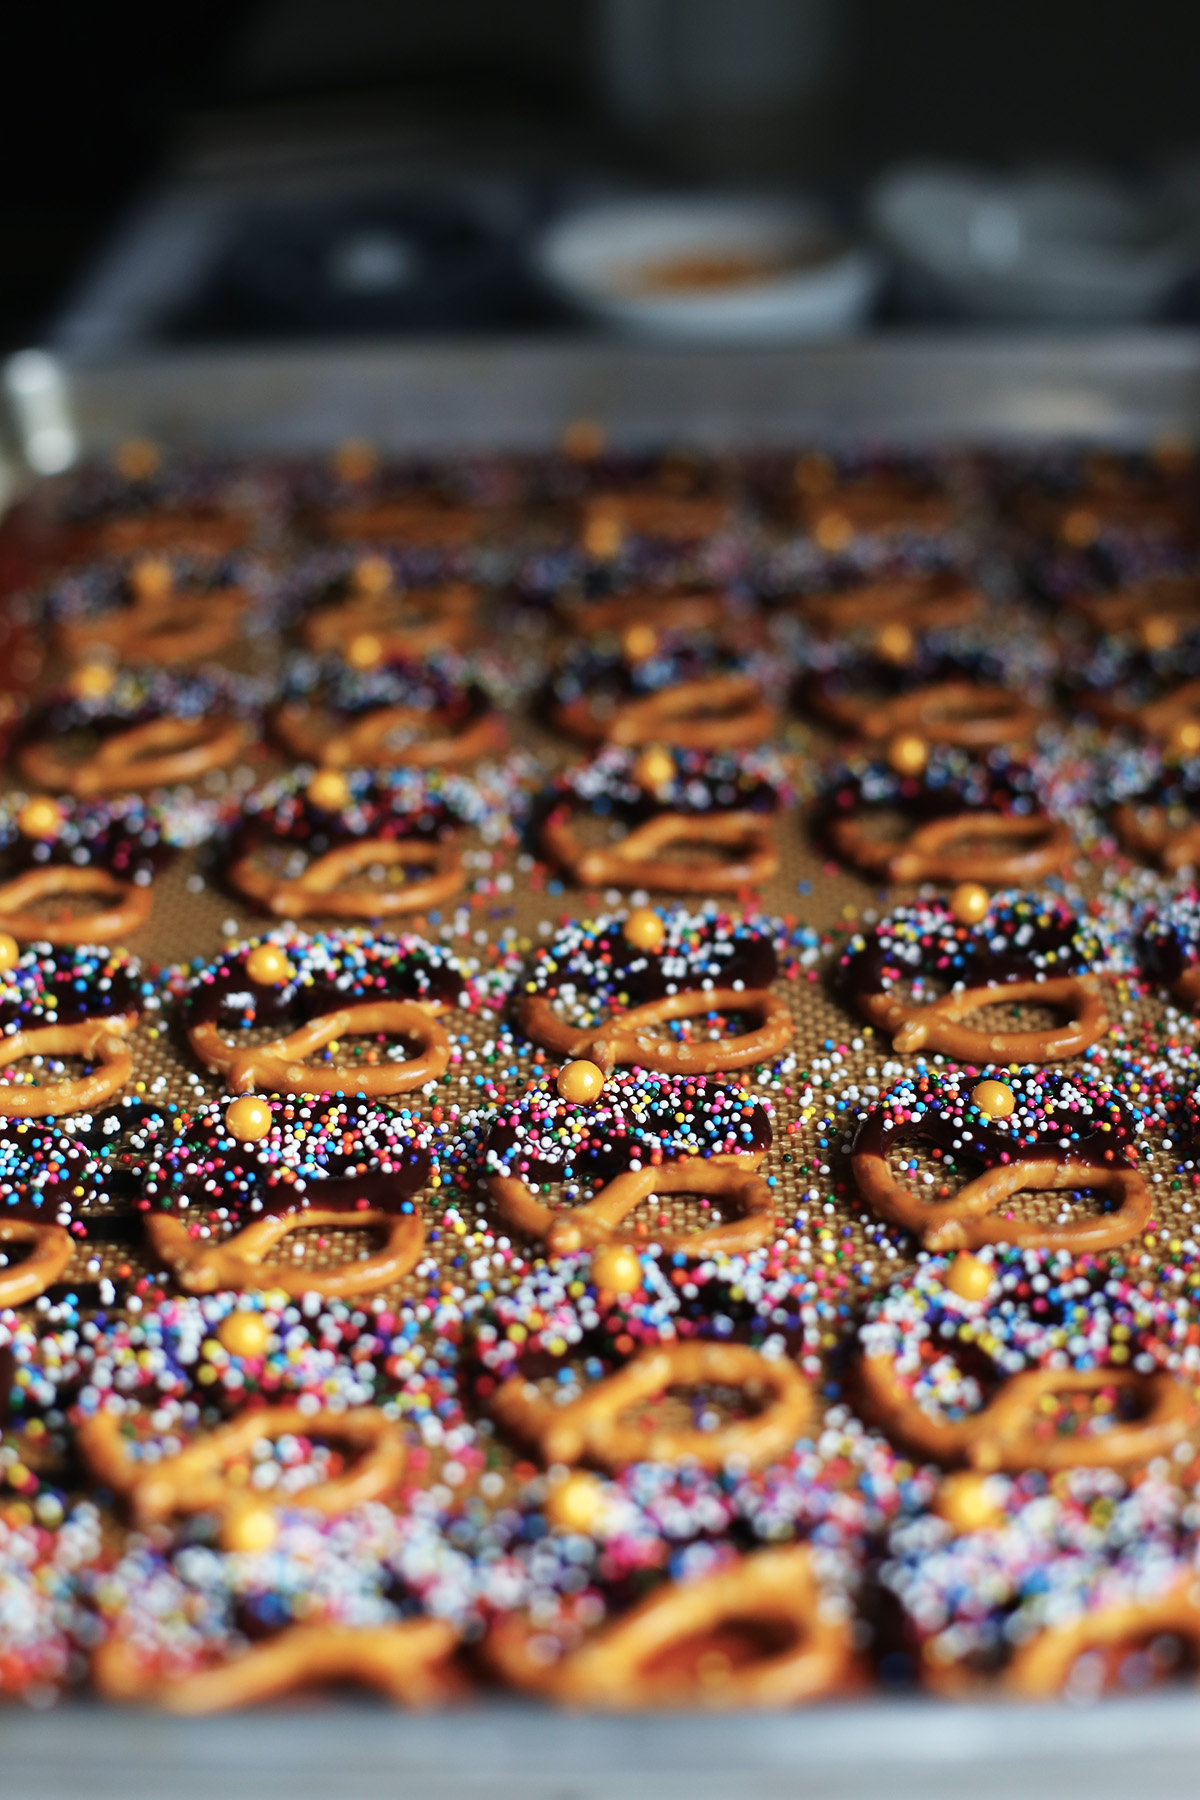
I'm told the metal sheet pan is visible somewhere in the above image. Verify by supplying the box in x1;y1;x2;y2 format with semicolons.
7;330;1200;471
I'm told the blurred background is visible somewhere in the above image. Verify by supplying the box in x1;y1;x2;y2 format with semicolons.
7;0;1200;354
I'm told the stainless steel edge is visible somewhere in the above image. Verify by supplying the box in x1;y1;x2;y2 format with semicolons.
7;331;1200;468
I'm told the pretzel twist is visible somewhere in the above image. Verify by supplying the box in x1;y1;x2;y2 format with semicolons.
228;836;466;921
858;973;1109;1064
827;810;1075;886
860;1356;1197;1473
58;590;245;667
93;1617;462;1713
797;574;982;635
145;1204;426;1298
1092;676;1200;741
188;998;450;1096
1001;1579;1200;1699
554;675;777;752
815;681;1043;750
542;808;779;895
489;1157;774;1260
77;1404;406;1527
0;1217;74;1306
273;699;506;770
485;1545;854;1708
852;1151;1152;1255
563;591;731;637
518;987;793;1076
20;715;253;796
1112;803;1200;872
319;501;484;545
581;492;731;547
491;1340;812;1473
0;866;154;944
96;514;249;557
302;584;477;658
0;1018;136;1117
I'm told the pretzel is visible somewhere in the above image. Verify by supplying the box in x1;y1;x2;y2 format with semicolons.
1113;801;1200;870
554;674;776;752
491;1340;811;1473
77;1403;406;1527
853;1151;1152;1255
1090;675;1200;742
580;492;731;550
827;809;1075;886
229;836;466;921
490;1159;775;1259
859;975;1108;1065
543;808;779;894
1002;1579;1200;1699
0;1019;135;1117
302;582;477;659
96;512;249;557
0;865;153;944
94;1617;462;1713
815;680;1043;750
20;715;253;797
0;1217;74;1305
860;1356;1196;1473
57;587;245;667
796;571;983;636
273;697;505;771
485;1545;854;1708
1069;573;1200;639
145;1200;426;1298
519;988;792;1077
319;500;485;546
190;996;449;1098
562;590;732;638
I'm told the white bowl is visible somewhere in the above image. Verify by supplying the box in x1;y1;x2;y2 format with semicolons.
533;196;880;342
869;162;1194;324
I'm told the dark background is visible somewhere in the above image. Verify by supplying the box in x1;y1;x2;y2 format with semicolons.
5;0;1198;348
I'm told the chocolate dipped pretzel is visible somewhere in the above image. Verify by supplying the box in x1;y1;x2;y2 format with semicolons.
273;650;505;770
787;567;984;637
518;906;791;1075
0;942;142;1116
1138;889;1200;1007
135;1093;434;1297
1063;632;1200;744
537;746;786;895
0;1107;128;1303
301;442;512;545
859;1245;1199;1471
1109;747;1200;868
0;791;214;943
551;450;733;557
47;552;253;667
839;889;1108;1062
851;1067;1148;1255
226;766;513;921
298;550;479;661
16;668;260;797
547;629;776;750
482;1066;773;1257
50;444;260;560
1004;446;1198;550
800;635;1045;749
183;926;468;1096
763;450;959;548
816;746;1074;886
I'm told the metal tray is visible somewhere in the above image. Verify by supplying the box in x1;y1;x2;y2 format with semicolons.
3;329;1200;1799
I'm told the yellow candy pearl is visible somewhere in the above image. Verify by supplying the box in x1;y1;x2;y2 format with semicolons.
225;1097;273;1142
17;797;63;841
245;944;294;987
934;1472;1005;1535
68;661;116;700
347;632;384;670
217;1311;273;1359
623;908;665;952
556;1060;605;1105
949;882;990;927
306;771;351;811
622;624;657;663
545;1470;610;1535
633;745;675;790
944;1251;995;1303
1167;718;1200;758
971;1079;1015;1120
0;934;18;973
352;555;392;595
886;732;929;777
129;556;173;605
875;622;914;664
220;1502;279;1554
591;1243;642;1296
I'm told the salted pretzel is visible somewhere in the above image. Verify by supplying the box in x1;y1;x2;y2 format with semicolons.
817;748;1075;886
77;1403;407;1527
138;1092;432;1298
16;669;259;797
300;553;478;659
859;1246;1198;1473
0;943;141;1116
184;926;466;1097
485;1545;854;1708
791;568;983;636
492;1340;811;1473
519;908;790;1076
274;652;505;770
851;1067;1149;1254
840;891;1108;1063
482;1067;771;1255
538;746;786;896
94;1617;462;1713
549;634;776;750
802;638;1044;750
224;767;501;923
51;554;248;666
